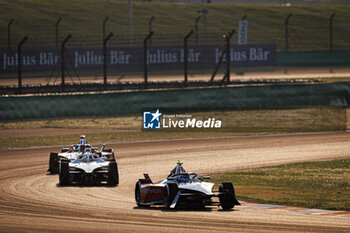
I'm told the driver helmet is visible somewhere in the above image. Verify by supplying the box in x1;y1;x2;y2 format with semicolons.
174;160;186;174
168;160;186;178
79;135;87;145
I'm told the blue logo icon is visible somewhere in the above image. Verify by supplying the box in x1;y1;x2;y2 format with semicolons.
143;109;162;129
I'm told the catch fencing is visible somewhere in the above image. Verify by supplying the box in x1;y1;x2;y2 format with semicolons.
1;9;350;91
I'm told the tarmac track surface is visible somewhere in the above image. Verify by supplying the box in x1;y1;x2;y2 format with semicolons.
0;132;350;232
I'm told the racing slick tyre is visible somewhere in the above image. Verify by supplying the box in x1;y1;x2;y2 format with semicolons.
219;182;240;210
48;152;58;174
107;160;119;186
163;183;178;209
59;161;69;186
135;181;147;207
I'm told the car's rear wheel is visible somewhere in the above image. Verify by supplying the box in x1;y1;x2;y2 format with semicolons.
48;152;58;174
59;161;69;186
135;182;147;207
219;182;239;210
163;183;178;209
107;160;119;186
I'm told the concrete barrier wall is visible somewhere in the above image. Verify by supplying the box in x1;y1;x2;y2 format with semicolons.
1;82;350;120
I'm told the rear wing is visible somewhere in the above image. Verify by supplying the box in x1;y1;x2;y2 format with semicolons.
143;173;153;183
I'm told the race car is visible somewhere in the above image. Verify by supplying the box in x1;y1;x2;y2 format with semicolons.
135;161;240;210
48;135;115;174
59;148;119;186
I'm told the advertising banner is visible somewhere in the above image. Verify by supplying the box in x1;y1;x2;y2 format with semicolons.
0;44;275;73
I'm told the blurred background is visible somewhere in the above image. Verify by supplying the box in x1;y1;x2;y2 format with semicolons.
1;0;350;89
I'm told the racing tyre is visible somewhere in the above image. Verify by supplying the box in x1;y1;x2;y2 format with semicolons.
163;183;178;209
219;182;240;210
48;152;58;174
107;161;119;186
135;182;146;207
59;161;69;186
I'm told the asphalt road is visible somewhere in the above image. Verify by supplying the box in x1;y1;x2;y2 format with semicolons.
0;132;350;232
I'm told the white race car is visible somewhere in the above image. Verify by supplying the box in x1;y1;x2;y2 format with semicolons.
48;137;114;174
59;149;119;186
135;165;240;210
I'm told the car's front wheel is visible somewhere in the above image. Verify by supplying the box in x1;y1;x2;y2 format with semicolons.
219;182;239;210
59;161;69;186
107;160;119;186
48;152;58;174
163;183;178;209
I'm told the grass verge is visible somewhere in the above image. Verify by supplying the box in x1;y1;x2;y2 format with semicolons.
0;107;346;149
0;1;350;50
0;131;239;149
211;159;350;211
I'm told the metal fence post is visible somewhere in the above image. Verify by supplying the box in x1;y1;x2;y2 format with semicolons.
197;8;208;43
225;36;230;83
149;16;155;46
184;30;194;86
224;29;235;84
210;47;225;84
55;18;62;48
330;12;336;51
103;16;109;46
103;32;113;88
285;14;292;51
144;31;153;86
195;15;201;45
8;19;14;49
128;0;133;46
211;30;235;84
61;34;72;88
18;36;28;90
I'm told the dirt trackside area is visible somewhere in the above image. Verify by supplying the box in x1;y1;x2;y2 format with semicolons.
0;133;350;232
